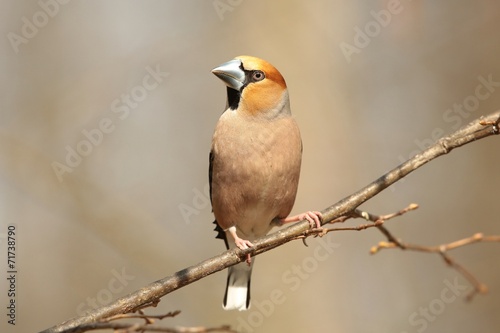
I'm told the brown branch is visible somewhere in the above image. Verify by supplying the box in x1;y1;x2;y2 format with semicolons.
301;202;500;301
371;231;500;301
64;322;236;333
39;111;500;333
102;310;181;324
296;203;419;238
314;202;500;301
58;310;237;333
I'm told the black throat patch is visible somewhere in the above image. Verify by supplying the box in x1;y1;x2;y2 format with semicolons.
227;87;240;110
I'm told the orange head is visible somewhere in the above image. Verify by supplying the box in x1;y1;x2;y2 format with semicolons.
212;56;290;118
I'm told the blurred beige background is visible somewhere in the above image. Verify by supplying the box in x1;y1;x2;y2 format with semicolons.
1;1;500;332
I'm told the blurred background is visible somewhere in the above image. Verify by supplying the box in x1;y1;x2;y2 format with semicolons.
1;1;500;332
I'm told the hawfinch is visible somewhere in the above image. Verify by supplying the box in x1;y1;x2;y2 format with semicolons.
210;56;322;311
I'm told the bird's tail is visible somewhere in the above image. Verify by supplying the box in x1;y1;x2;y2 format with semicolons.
223;260;254;311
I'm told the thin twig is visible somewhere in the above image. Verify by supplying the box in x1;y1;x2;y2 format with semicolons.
60;310;236;333
62;322;237;333
103;310;181;323
300;202;499;302
297;203;418;239
371;231;500;300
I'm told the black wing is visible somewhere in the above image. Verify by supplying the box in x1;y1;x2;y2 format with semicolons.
209;150;228;248
209;150;214;205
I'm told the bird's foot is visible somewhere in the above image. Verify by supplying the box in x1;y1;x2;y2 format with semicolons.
227;226;254;266
234;238;253;266
279;211;323;228
234;237;254;250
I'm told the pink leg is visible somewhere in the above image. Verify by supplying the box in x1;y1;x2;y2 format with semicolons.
279;211;323;228
226;226;253;265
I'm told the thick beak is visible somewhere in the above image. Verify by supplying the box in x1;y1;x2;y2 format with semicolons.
212;59;245;91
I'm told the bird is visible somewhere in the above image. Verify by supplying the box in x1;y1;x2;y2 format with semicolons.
209;55;322;311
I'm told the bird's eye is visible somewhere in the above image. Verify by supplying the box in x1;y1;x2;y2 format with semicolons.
252;71;265;82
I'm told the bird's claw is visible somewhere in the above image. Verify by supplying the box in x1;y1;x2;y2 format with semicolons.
234;238;253;266
302;211;323;229
278;211;323;228
234;238;254;250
